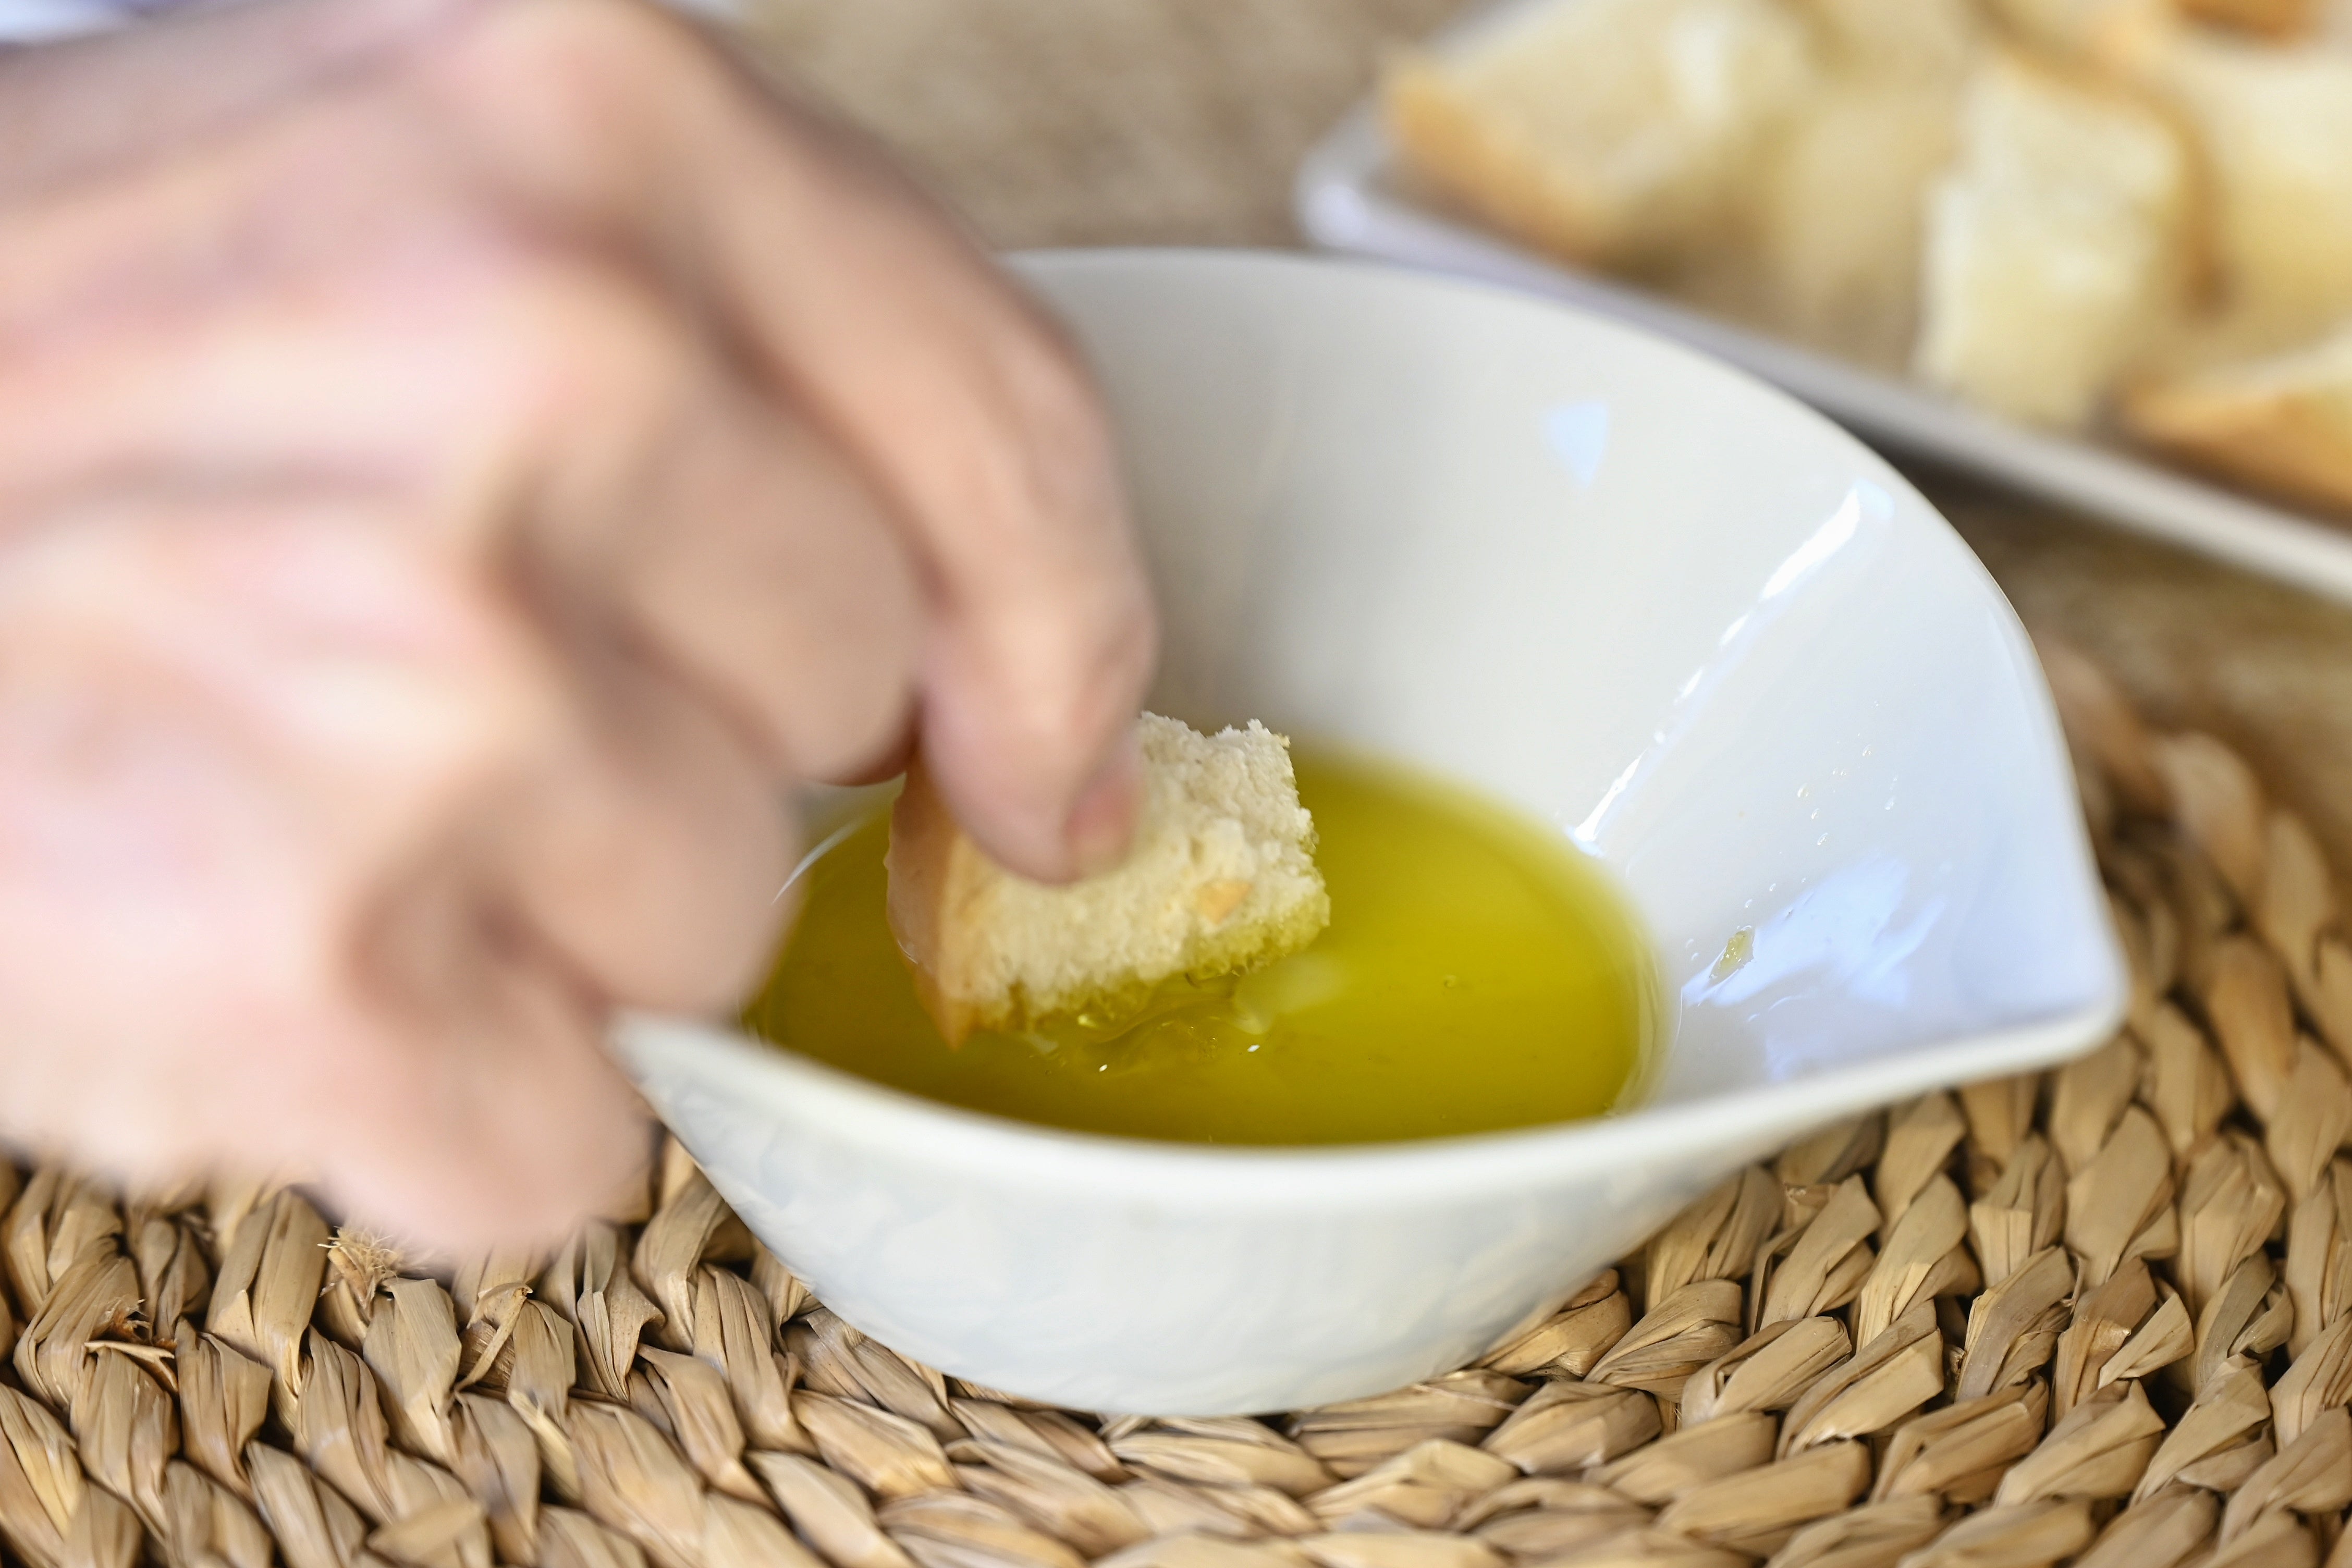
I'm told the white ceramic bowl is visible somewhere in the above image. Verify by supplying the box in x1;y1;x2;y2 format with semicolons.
618;251;2125;1416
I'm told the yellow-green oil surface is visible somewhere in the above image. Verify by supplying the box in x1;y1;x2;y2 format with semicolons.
744;753;1657;1145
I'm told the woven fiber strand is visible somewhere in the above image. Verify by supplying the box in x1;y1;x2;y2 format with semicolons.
3;642;2350;1568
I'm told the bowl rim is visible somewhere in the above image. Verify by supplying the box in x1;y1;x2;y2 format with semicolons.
619;997;2118;1211
620;247;2127;1211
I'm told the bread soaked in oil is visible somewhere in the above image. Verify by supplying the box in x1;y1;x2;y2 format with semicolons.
745;752;1656;1145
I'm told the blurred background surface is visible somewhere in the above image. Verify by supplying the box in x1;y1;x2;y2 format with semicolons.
745;0;2352;861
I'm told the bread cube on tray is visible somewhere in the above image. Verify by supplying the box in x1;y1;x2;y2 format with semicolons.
1383;0;1818;269
1913;55;2188;428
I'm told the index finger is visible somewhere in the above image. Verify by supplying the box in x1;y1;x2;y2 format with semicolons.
434;0;1159;883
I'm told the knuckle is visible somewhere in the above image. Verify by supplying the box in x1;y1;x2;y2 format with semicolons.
428;0;704;152
945;305;1133;577
982;646;1122;770
238;525;565;814
430;242;694;449
800;650;915;780
1001;310;1107;439
1016;584;1156;771
994;290;1118;451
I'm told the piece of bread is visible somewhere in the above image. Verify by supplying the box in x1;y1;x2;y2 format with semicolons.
1382;0;1815;271
886;715;1330;1045
1912;54;2189;428
1684;0;1974;368
1747;80;1965;370
2121;323;2352;513
1787;0;1979;79
2125;25;2352;345
2177;0;2323;42
1978;0;2172;59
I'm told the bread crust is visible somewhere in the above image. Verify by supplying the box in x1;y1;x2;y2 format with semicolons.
881;758;987;1045
2177;0;2322;40
2123;369;2352;515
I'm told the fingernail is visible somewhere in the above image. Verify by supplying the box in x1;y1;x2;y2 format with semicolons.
1065;728;1143;879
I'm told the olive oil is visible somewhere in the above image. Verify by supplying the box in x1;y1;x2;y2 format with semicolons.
745;752;1656;1145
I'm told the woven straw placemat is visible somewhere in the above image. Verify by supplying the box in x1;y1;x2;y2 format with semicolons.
1;646;2347;1568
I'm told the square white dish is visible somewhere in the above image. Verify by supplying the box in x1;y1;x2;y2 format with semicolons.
1293;1;2352;608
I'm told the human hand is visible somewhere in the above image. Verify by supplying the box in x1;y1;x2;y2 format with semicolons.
0;0;1156;1245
